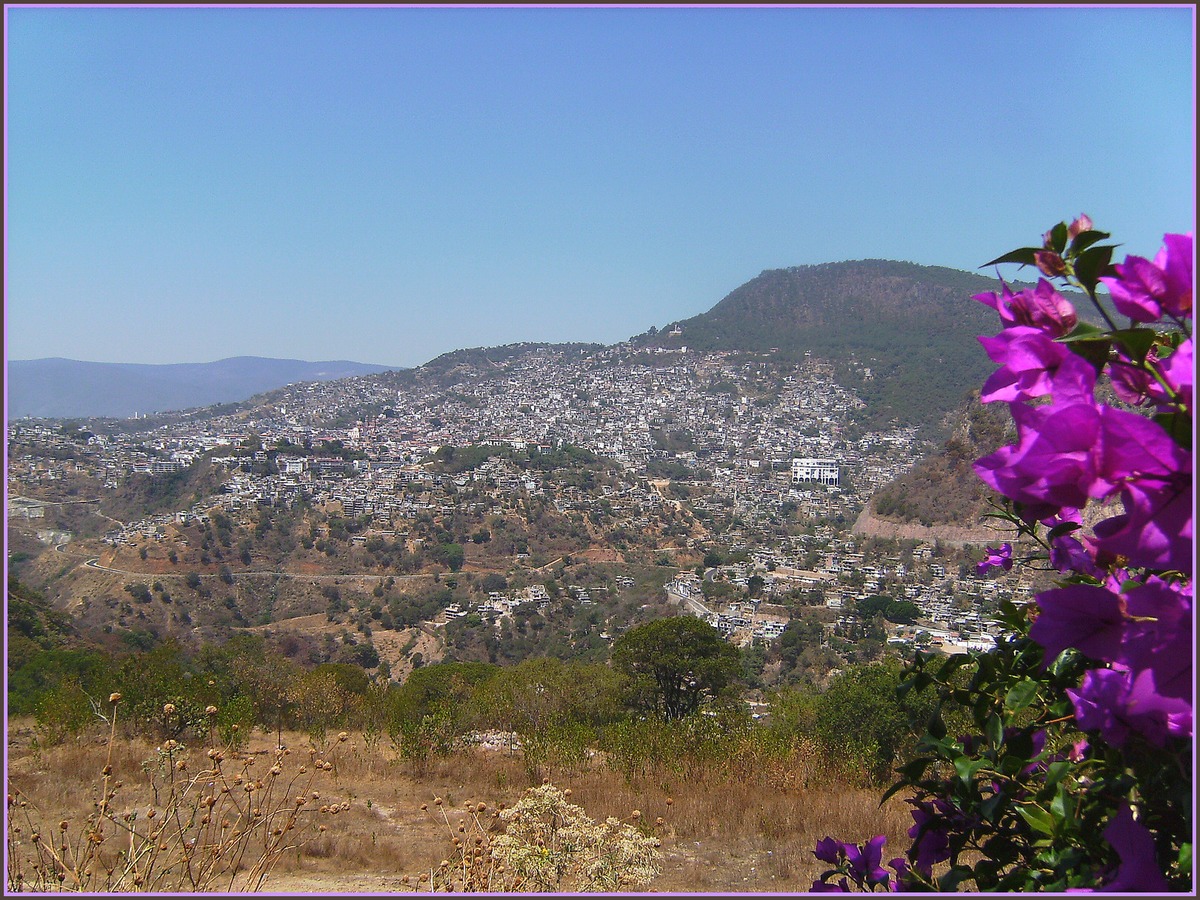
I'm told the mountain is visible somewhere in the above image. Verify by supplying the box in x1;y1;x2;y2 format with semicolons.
413;342;606;384
632;259;1039;431
6;356;401;421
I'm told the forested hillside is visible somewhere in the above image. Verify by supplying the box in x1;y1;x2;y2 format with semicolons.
634;260;1038;431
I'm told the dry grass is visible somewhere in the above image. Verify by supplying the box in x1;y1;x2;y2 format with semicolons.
7;719;913;893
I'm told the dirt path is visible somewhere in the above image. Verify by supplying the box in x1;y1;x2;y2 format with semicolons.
851;505;1000;547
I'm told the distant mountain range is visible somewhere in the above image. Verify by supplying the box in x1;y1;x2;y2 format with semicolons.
8;259;1051;426
6;357;400;420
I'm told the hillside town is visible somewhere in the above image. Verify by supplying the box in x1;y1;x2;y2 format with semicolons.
8;343;1021;671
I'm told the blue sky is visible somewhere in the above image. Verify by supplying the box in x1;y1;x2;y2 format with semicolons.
5;5;1195;368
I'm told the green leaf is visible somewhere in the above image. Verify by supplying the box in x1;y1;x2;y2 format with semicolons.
985;713;1004;749
880;779;912;805
897;670;932;698
973;856;1002;888
1048;221;1069;255
981;247;1040;268
1058;320;1109;342
1109;327;1158;363
1056;321;1108;340
1015;803;1056;836
1179;843;1192;874
1004;679;1040;712
919;733;962;759
980;793;1008;825
998;752;1026;777
936;653;972;681
954;755;986;784
1047;521;1082;540
928;707;947;740
1072;244;1116;294
1049;786;1074;827
1046;647;1079;677
981;832;1018;865
937;866;976;892
896;756;934;782
1043;760;1071;793
1066;338;1112;375
1068;229;1112;255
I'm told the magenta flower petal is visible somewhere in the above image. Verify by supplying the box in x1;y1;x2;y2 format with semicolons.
1048;533;1103;578
1093;478;1193;575
810;878;851;892
973;398;1111;516
1158;337;1193;412
1069;668;1133;745
978;327;1071;403
1156;232;1193;318
974;278;1077;336
1102;255;1170;323
976;543;1013;574
1097;404;1192;485
1122;579;1194;702
814;837;842;864
1030;585;1126;665
1070;666;1192;747
1102;803;1170;892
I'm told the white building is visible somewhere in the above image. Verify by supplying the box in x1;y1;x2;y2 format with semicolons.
791;457;840;486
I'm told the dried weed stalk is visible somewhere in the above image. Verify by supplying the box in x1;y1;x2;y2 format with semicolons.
6;697;349;893
405;781;662;893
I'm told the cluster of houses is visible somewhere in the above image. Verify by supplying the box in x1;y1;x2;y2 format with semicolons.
10;343;1021;658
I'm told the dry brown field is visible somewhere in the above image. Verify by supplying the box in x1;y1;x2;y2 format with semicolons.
6;718;913;894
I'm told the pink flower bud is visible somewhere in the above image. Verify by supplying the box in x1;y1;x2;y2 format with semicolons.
1034;250;1066;277
1068;214;1093;239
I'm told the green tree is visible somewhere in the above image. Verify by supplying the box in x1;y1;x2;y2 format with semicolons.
813;659;934;784
610;617;740;720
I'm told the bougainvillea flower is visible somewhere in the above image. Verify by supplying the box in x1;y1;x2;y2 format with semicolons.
1068;668;1134;745
1048;533;1104;578
1106;339;1191;415
813;837;843;864
978;327;1070;403
1068;666;1192;747
1019;728;1050;776
1095;403;1191;487
809;877;850;892
1092;475;1193;575
973;400;1104;519
1101;233;1194;323
1121;578;1193;702
976;543;1013;574
1107;346;1165;409
1100;802;1171;892
845;834;891;886
1067;214;1094;239
907;801;954;877
1035;250;1067;277
974;278;1077;336
1030;584;1126;665
1156;232;1193;318
1102;254;1170;322
1158;336;1193;412
976;389;1191;525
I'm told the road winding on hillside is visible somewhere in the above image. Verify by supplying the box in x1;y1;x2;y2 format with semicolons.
79;556;433;583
